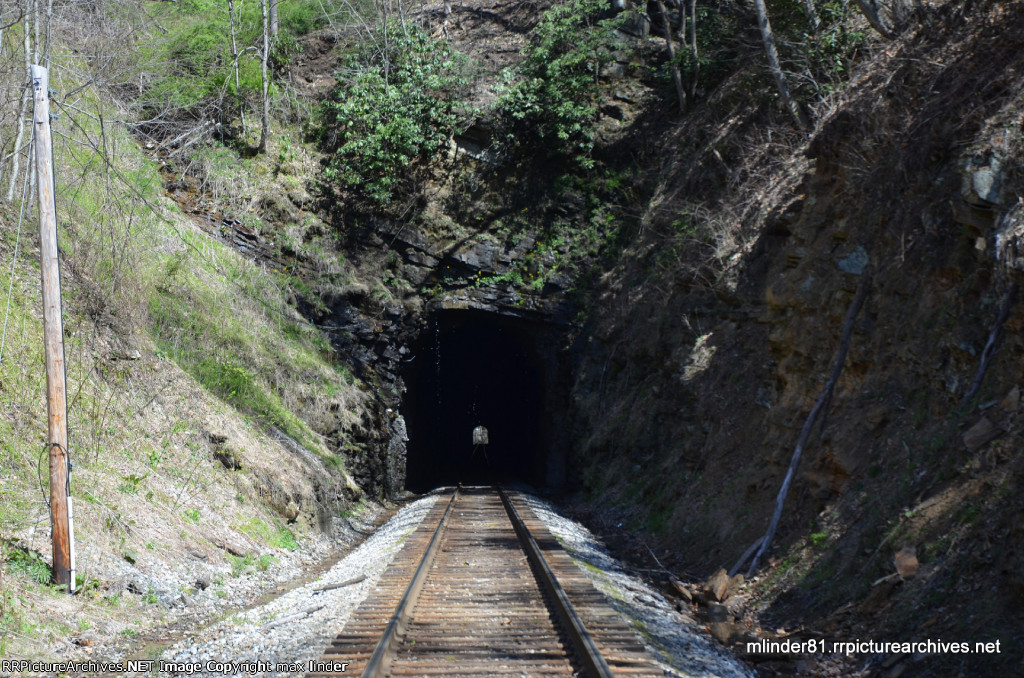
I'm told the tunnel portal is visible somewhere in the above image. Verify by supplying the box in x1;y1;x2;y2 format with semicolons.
403;309;566;493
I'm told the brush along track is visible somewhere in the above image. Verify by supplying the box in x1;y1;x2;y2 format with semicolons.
309;486;664;677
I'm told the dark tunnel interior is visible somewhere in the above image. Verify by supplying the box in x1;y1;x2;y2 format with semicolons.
403;310;561;493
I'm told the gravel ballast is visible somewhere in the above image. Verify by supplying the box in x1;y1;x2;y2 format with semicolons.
141;488;752;678
518;492;756;678
156;493;438;677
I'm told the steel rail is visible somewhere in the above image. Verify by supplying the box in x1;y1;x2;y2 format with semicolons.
498;486;616;678
361;487;459;678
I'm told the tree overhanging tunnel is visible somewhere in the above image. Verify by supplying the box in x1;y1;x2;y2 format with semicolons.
404;310;567;493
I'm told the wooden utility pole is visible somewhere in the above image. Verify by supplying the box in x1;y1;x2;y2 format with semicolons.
33;64;75;593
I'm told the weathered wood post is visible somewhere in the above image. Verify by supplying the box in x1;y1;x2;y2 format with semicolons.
33;64;75;592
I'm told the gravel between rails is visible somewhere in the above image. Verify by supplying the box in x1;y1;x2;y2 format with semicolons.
156;493;439;677
518;492;756;678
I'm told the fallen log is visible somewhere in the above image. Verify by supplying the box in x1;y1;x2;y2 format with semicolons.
314;574;366;593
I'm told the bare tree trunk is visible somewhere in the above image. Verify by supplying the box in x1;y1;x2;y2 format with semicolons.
799;0;820;34
396;0;409;36
855;0;894;38
963;285;1017;406
686;0;698;101
228;0;246;136
0;23;6;191
269;0;278;39
7;6;31;202
747;267;872;576
44;0;52;65
752;0;809;131
655;0;686;113
258;0;270;154
380;0;390;90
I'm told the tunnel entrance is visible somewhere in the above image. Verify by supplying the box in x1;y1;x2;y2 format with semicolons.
403;309;566;493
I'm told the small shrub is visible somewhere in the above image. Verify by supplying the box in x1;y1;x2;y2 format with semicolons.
227;552;273;577
118;472;148;495
236;517;298;550
495;0;624;167
319;23;473;204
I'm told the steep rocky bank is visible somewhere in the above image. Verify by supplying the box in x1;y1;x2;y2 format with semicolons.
559;2;1024;675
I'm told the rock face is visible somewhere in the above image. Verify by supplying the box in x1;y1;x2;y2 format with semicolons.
385;414;408;497
894;545;919;579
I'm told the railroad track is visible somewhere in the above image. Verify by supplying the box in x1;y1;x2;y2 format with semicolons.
309;485;665;677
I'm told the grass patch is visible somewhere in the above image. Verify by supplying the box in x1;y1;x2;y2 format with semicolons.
146;223;364;469
227;552;277;577
4;547;53;585
236;517;298;550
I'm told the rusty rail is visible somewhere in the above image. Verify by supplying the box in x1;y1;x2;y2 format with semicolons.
497;486;615;678
361;488;459;678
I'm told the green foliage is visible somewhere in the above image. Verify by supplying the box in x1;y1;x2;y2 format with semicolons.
675;3;739;96
5;547;53;585
804;2;867;94
139;0;331;130
118;472;149;495
278;1;329;37
236;517;298;550
957;503;981;525
496;0;623;167
139;4;257;113
319;23;472;204
761;0;867;99
473;269;524;289
646;505;671;534
227;552;275;576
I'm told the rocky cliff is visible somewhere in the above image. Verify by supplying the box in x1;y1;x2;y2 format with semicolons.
561;2;1024;675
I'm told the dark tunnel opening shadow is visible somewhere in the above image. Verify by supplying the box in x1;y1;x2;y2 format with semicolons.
404;310;553;493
